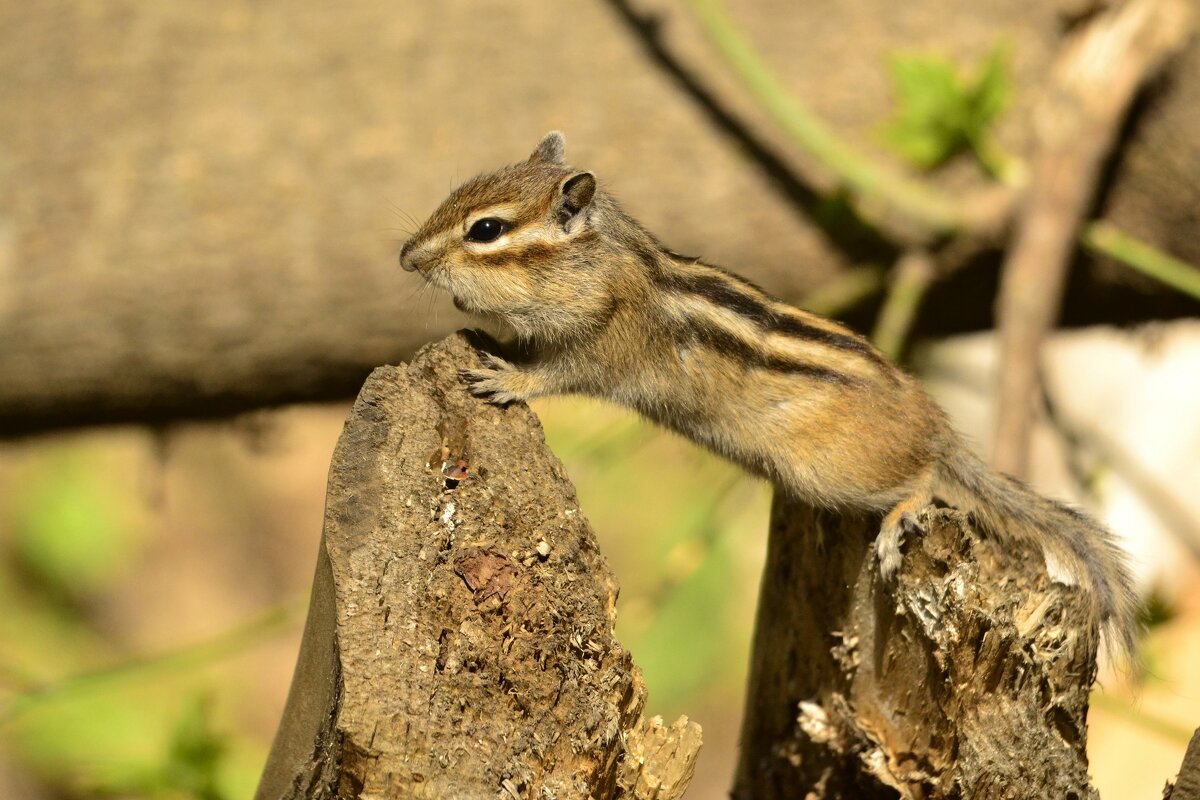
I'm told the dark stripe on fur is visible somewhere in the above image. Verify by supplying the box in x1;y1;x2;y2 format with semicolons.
629;238;663;277
654;266;893;376
593;295;622;331
685;320;853;385
472;241;559;269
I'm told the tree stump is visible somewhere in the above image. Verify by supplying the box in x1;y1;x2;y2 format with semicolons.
255;332;700;800
734;501;1101;799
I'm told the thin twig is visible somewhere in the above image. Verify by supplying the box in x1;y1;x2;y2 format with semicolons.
604;0;893;265
871;249;937;359
797;265;887;317
681;0;958;238
0;599;303;723
992;0;1194;478
1090;691;1196;745
678;0;1199;306
1082;221;1200;302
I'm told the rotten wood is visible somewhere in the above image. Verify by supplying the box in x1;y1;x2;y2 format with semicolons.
255;332;700;800
734;498;1103;799
992;0;1194;478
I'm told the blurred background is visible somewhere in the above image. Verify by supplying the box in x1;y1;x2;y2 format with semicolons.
1;1;1198;798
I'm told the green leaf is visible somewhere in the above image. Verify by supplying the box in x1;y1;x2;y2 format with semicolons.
881;43;1013;174
882;54;964;168
967;44;1011;140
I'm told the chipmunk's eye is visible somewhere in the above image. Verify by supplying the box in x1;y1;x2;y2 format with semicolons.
465;218;508;243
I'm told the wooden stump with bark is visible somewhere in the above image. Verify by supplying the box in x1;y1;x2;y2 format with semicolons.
254;332;700;800
735;502;1102;799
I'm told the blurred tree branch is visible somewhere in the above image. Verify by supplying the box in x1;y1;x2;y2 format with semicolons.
870;248;935;360
993;0;1195;477
681;0;1195;270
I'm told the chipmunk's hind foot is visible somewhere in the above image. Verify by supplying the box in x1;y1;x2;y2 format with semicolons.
876;471;936;580
877;510;926;580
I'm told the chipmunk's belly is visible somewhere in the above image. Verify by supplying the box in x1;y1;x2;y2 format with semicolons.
639;376;936;512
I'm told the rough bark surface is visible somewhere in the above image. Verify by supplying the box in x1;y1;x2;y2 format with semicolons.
255;332;700;800
735;500;1100;799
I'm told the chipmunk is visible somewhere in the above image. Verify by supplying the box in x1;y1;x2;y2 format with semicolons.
400;132;1138;656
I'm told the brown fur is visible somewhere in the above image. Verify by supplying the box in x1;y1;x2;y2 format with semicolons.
401;132;1139;658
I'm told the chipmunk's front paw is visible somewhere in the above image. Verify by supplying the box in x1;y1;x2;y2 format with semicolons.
876;511;924;581
458;352;527;406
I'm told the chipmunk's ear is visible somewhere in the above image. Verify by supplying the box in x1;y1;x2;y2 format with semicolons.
555;171;595;232
529;131;566;165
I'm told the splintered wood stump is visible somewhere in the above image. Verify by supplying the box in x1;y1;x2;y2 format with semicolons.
735;501;1101;799
255;332;700;800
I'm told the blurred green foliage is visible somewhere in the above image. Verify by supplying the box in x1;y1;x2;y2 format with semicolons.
881;43;1015;180
158;696;232;800
0;439;279;800
9;452;141;600
9;688;258;800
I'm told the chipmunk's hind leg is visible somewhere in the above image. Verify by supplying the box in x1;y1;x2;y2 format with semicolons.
876;467;936;579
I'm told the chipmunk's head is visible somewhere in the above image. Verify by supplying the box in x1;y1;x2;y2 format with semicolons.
401;132;620;342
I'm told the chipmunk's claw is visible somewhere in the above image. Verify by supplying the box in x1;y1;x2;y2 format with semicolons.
458;355;524;406
877;511;924;581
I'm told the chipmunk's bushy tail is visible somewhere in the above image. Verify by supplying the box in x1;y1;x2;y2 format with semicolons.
936;449;1140;660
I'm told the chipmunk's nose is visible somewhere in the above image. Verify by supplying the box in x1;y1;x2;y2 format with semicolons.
399;239;418;272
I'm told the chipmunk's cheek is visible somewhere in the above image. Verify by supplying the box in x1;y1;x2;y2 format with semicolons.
447;282;482;313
